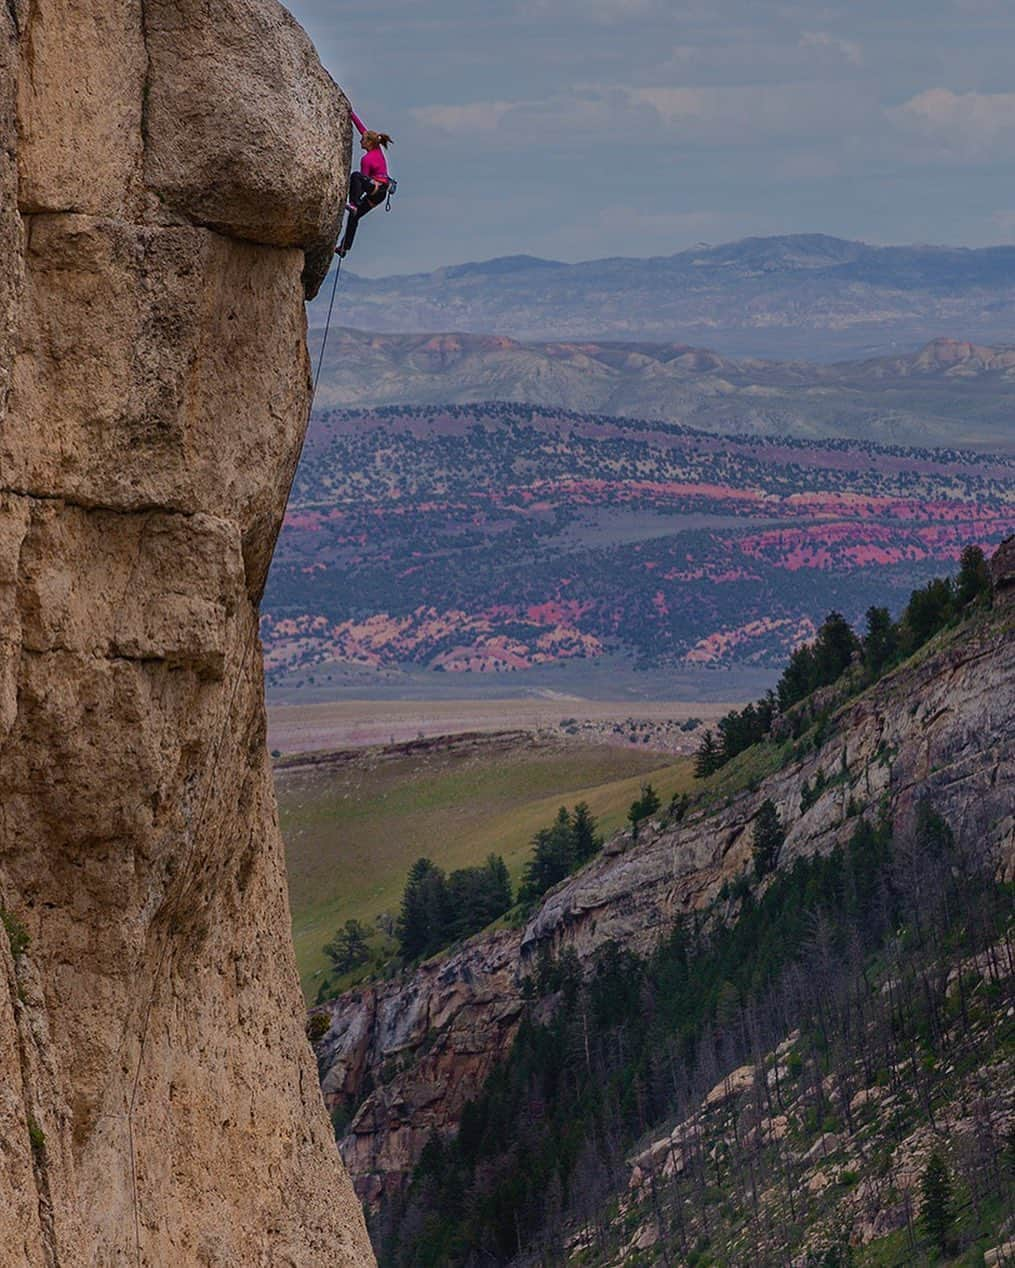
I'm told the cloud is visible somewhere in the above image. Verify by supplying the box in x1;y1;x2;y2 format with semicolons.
799;31;863;66
628;86;706;126
411;90;633;142
655;29;869;83
519;0;665;21
410;101;517;135
629;82;867;141
411;78;872;151
888;88;1015;154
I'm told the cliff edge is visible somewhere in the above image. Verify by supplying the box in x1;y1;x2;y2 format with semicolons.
0;1;372;1263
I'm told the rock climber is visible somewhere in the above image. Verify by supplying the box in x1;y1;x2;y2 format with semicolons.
336;108;393;258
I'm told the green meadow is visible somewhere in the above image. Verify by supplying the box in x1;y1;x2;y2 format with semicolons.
279;737;695;1000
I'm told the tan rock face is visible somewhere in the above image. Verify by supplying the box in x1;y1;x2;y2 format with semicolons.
15;0;146;216
322;602;1014;1203
1;1;372;1264
144;0;350;252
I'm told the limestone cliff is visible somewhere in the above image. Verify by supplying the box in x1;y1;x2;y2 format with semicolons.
0;1;372;1263
318;595;1014;1204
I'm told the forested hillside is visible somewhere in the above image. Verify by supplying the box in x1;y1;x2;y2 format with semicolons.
377;811;1011;1266
310;544;1015;1266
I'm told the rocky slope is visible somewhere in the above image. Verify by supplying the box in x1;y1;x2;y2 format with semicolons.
316;585;1014;1206
1;1;372;1264
613;940;1014;1266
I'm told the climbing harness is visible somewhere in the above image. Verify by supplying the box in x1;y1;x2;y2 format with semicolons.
311;177;398;402
310;254;342;398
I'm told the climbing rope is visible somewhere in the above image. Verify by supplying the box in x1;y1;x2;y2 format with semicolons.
313;176;398;401
312;255;343;402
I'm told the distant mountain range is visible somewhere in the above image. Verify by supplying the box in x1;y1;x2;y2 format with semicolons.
311;331;1015;451
262;404;1015;687
321;234;1015;361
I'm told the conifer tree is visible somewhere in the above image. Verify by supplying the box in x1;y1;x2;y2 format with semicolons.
520;808;575;903
919;1151;954;1256
323;918;371;974
752;798;785;878
447;854;512;941
627;783;661;838
695;730;720;778
397;857;450;960
777;643;818;711
862;605;897;677
668;791;691;823
483;852;512;913
914;799;955;859
903;577;955;650
812;611;859;685
956;543;990;608
571;802;602;864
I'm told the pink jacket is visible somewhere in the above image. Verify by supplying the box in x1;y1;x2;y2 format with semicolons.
351;109;389;183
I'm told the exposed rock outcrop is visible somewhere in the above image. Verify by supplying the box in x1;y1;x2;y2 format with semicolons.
322;931;525;1208
990;534;1015;606
1;1;371;1264
319;598;1014;1204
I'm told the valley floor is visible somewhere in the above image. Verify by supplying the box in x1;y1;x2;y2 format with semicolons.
267;697;740;756
276;730;698;1000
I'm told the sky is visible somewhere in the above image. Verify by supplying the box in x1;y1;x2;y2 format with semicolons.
288;0;1015;276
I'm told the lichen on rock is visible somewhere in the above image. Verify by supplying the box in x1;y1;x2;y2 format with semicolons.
0;0;371;1263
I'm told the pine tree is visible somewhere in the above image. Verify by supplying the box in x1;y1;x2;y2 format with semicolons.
397;857;450;960
956;543;990;608
919;1151;953;1256
483;853;512;914
399;865;426;954
571;803;602;863
914;799;955;860
323;919;371;974
863;605;897;677
627;783;661;837
695;730;720;778
777;642;818;710
812;611;860;686
903;577;955;650
668;791;690;823
752;799;785;878
520;809;575;903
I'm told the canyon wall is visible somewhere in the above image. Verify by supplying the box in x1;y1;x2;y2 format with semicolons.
0;0;372;1263
318;595;1015;1204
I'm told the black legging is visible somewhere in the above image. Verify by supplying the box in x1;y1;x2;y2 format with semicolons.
340;171;388;253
